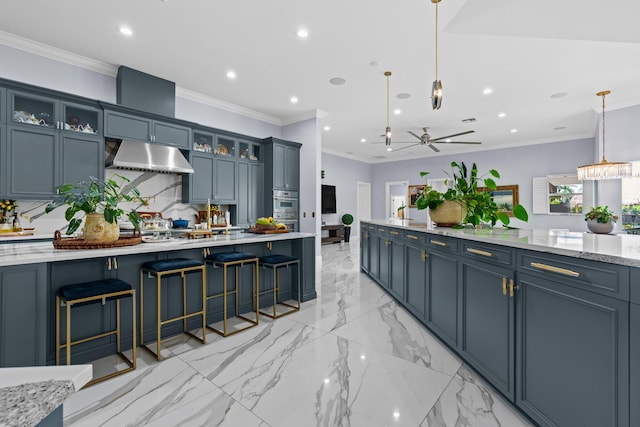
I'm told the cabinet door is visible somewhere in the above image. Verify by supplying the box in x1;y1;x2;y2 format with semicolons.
7;126;59;198
152;121;190;148
360;228;370;273
104;110;151;142
632;303;640;427
284;146;299;190
388;237;405;300
0;124;5;197
249;163;264;224
516;272;629;427
236;161;250;226
369;233;380;280
0;264;47;367
460;259;515;399
61;102;101;136
189;153;215;203
273;144;286;189
378;237;390;288
426;250;459;348
405;243;427;321
9;90;56;129
215;157;236;203
61;134;104;185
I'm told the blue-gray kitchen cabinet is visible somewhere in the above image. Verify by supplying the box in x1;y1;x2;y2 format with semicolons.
0;263;48;367
360;224;370;273
459;242;516;400
182;151;236;204
262;138;301;197
387;229;405;301
404;236;427;322
631;300;640;427
236;160;264;227
368;226;380;282
516;270;629;427
103;109;191;149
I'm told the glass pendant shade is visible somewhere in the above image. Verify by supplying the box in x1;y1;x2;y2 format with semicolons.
577;90;632;180
431;80;442;110
385;127;392;146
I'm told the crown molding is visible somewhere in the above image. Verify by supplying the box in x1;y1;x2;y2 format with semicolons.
0;30;117;77
282;109;328;126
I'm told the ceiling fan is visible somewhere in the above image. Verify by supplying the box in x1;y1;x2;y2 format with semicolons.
391;127;482;152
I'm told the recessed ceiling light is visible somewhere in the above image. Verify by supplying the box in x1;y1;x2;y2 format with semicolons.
554;126;567;130
393;109;402;115
387;147;393;151
329;77;346;85
498;112;506;118
118;26;133;36
510;129;518;133
296;28;309;38
393;412;400;419
445;139;452;142
370;61;378;67
551;92;568;99
290;96;298;104
483;88;493;95
226;70;236;79
396;93;411;99
360;138;366;143
323;125;331;131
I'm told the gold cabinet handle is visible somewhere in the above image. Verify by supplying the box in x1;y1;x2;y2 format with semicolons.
390;231;400;235
364;233;368;239
385;239;389;247
466;248;494;257
530;262;580;278
406;234;418;240
502;277;507;296
107;257;112;270
430;239;448;247
509;279;515;297
378;228;385;232
113;257;118;270
421;251;427;262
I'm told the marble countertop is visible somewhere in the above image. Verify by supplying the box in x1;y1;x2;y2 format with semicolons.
366;219;640;268
0;231;315;267
0;365;92;427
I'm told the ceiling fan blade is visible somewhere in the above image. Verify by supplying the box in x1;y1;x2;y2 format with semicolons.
431;130;475;142
432;140;482;144
427;143;440;152
407;131;423;141
391;143;420;152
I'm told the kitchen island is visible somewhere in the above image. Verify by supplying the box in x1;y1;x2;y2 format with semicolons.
361;220;639;427
0;232;316;370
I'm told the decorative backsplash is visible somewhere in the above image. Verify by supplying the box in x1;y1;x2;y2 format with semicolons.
17;170;214;236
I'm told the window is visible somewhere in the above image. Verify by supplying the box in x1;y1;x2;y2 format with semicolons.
621;161;640;234
532;175;594;215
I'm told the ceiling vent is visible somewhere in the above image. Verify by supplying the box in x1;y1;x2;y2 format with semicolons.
462;117;477;123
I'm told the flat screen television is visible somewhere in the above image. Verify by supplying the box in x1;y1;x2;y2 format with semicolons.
321;184;337;214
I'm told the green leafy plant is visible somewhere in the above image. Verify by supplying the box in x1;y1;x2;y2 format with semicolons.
45;175;146;235
416;161;528;227
584;205;618;223
341;213;354;226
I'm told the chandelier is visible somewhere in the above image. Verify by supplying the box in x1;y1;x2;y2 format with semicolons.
577;90;632;180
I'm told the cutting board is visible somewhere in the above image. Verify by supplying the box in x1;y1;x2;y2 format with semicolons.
0;231;35;237
248;228;290;234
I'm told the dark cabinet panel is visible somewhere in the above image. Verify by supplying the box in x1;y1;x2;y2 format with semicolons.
378;235;390;289
153;121;190;148
0;264;47;367
182;151;237;204
360;226;370;273
460;259;515;399
215;157;236;203
61;134;104;185
426;250;458;348
405;243;427;321
262;139;301;214
7;126;58;197
631;303;640;427
236;161;264;227
517;272;629;427
388;236;404;300
104;110;151;141
369;231;380;281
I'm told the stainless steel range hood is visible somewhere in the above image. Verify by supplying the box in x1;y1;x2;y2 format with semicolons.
106;140;194;174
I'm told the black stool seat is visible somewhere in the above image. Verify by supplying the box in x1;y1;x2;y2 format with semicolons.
207;252;257;263
142;258;203;272
259;254;298;265
58;278;132;302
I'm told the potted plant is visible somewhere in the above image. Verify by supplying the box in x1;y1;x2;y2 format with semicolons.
397;205;406;219
416;161;528;227
341;213;354;242
45;175;145;241
584;205;618;234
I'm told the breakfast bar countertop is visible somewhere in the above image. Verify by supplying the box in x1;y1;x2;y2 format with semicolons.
365;219;640;268
0;231;315;267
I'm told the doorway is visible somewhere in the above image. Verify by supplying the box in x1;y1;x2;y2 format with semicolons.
356;181;371;238
385;181;408;219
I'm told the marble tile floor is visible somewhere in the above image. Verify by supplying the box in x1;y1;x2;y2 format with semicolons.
63;240;535;427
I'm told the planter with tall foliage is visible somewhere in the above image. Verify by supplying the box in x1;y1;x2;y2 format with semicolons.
45;175;145;241
341;213;354;242
584;205;618;234
416;161;528;227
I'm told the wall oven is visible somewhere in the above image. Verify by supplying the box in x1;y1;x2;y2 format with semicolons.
273;190;299;230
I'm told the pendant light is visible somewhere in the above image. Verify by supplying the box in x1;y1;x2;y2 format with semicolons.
384;71;392;146
577;90;632;180
431;0;443;110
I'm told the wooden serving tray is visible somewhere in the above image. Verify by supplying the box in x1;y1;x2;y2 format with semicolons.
248;227;290;234
0;231;35;237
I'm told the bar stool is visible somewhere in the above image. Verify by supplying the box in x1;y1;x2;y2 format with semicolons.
205;252;259;336
56;278;136;387
258;254;301;318
140;258;206;360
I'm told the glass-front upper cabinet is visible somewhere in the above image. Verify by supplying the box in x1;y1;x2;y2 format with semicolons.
215;135;236;157
193;130;214;153
239;140;261;162
10;90;101;135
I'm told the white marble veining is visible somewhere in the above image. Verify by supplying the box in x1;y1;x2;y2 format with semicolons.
368;219;640;267
62;241;533;427
0;232;314;267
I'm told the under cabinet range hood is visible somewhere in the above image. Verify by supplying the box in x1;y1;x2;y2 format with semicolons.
105;140;194;174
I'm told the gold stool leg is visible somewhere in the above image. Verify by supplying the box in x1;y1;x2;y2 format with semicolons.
66;300;71;366
156;273;162;360
140;270;145;352
56;295;61;365
117;299;121;354
201;266;207;343
132;292;137;368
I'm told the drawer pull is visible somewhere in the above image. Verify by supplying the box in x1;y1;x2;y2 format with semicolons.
466;248;494;257
390;231;400;235
406;235;419;240
430;239;448;247
378;228;385;232
530;262;580;278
